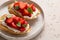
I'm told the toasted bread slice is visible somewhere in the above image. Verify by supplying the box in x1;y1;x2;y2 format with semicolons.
8;3;40;20
0;14;31;35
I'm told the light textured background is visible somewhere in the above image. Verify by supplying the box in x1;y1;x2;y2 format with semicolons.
0;0;60;40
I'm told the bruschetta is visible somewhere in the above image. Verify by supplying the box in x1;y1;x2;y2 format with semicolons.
0;14;30;35
8;1;40;20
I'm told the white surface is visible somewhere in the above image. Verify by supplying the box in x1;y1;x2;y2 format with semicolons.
0;0;8;6
0;0;60;40
0;0;44;40
31;0;60;40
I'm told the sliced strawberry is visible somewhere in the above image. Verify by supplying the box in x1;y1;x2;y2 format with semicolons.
7;23;11;26
24;21;28;24
29;4;36;11
14;2;19;7
5;18;13;24
24;2;29;9
13;17;20;23
19;2;27;9
19;27;25;32
18;9;24;14
32;6;36;11
19;19;24;24
11;22;17;29
19;18;26;24
22;9;29;16
28;13;32;17
19;18;24;21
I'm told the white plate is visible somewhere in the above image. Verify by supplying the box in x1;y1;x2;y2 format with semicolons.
0;0;44;40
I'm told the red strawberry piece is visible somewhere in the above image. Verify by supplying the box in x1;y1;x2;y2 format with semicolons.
24;21;28;24
5;18;13;24
19;18;25;24
7;23;11;26
19;19;24;24
14;2;19;7
19;2;27;9
29;4;36;11
13;17;20;23
19;18;24;21
24;2;29;9
32;6;36;11
11;22;17;29
22;9;29;16
19;27;25;32
29;4;34;8
19;18;27;24
28;13;32;17
18;9;24;14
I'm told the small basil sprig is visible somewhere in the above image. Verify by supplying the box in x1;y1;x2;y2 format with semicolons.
22;24;27;27
15;6;20;10
16;22;21;27
27;7;33;14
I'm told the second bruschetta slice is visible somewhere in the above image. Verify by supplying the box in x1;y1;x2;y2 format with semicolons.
8;1;40;20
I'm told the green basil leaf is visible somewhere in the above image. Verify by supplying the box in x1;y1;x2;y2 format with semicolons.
15;6;20;10
27;7;33;14
16;22;21;27
22;24;27;27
